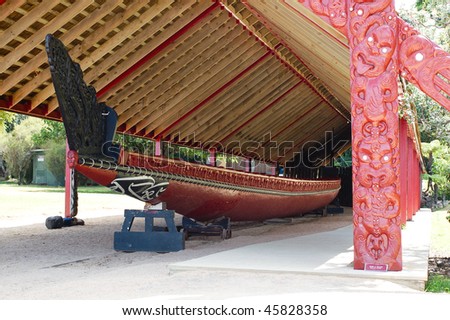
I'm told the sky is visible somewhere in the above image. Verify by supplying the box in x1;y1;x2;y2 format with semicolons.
396;0;417;10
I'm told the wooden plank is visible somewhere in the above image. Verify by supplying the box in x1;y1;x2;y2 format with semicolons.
227;83;310;145
0;0;60;48
0;0;129;96
115;10;234;124
128;34;264;133
108;3;225;115
194;61;295;143
85;0;202;90
34;0;176;111
0;0;27;22
179;59;284;144
202;71;298;145
239;0;350;118
175;57;282;140
0;0;94;74
146;43;267;137
277;117;348;163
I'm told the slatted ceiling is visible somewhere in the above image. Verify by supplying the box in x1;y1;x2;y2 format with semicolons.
174;56;283;141
210;71;300;140
0;0;353;164
114;5;231;127
242;0;350;110
230;83;319;144
200;75;298;145
98;1;218;110
39;1;177;113
139;42;268;137
3;0;141;109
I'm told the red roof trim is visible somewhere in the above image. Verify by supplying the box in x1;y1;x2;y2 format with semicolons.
218;80;303;145
155;51;272;140
96;1;220;99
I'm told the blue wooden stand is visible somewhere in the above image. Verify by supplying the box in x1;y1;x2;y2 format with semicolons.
114;208;184;252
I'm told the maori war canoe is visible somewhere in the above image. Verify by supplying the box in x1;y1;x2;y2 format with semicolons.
46;34;340;222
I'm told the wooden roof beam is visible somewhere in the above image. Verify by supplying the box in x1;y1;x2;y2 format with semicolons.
0;1;27;28
95;1;219;103
175;56;282;141
223;1;351;122
217;81;303;147
154;50;272;140
41;1;178;114
0;0;61;48
145;43;267;135
0;0;94;75
115;6;230;124
198;69;298;147
276;117;345;163
6;0;145;110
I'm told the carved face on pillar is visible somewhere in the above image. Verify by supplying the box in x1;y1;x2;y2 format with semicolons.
67;150;78;169
355;25;395;77
367;233;389;260
327;0;347;28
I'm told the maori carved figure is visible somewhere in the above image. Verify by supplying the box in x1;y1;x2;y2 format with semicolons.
308;0;348;31
398;20;450;111
348;0;402;270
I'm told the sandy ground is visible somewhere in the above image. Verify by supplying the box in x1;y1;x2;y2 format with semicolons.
0;185;445;301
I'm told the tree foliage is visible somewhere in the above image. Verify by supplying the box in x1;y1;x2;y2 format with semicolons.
422;140;450;198
0;111;14;129
2;117;44;184
398;1;450;204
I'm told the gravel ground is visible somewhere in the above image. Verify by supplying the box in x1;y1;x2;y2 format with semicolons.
0;185;447;301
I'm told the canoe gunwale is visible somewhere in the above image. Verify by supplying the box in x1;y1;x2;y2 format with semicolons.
78;156;341;197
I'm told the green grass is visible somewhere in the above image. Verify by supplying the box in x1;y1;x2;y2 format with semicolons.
0;180;115;194
425;275;450;293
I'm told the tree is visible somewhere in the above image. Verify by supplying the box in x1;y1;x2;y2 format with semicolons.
3;117;44;184
422;140;450;202
31;120;66;185
32;120;66;147
0;111;13;129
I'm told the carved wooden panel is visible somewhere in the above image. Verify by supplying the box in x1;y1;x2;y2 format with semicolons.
347;0;402;271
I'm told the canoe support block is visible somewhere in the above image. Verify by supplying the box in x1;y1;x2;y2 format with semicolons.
114;208;185;252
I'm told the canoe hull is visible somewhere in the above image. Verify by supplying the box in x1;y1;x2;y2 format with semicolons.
74;156;340;222
151;179;339;221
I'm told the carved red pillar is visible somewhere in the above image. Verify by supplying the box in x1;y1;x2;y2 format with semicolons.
348;0;402;271
407;137;414;220
399;119;408;225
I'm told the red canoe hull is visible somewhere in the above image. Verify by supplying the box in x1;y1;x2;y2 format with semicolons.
152;179;339;221
73;153;340;222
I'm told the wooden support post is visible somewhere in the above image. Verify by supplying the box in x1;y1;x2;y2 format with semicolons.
407;137;414;221
348;1;402;271
64;141;77;218
416;153;421;212
245;158;251;173
208;148;216;167
399;119;408;225
155;137;162;157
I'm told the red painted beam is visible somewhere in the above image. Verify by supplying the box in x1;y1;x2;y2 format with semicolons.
263;99;323;146
155;51;272;140
280;0;349;47
240;1;350;122
96;1;220;98
275;116;338;162
399;118;408;225
218;80;303;146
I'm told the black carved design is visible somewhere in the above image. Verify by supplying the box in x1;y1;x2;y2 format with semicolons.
45;34;119;161
109;176;169;202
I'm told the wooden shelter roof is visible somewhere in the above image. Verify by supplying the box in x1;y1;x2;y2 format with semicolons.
0;0;355;164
